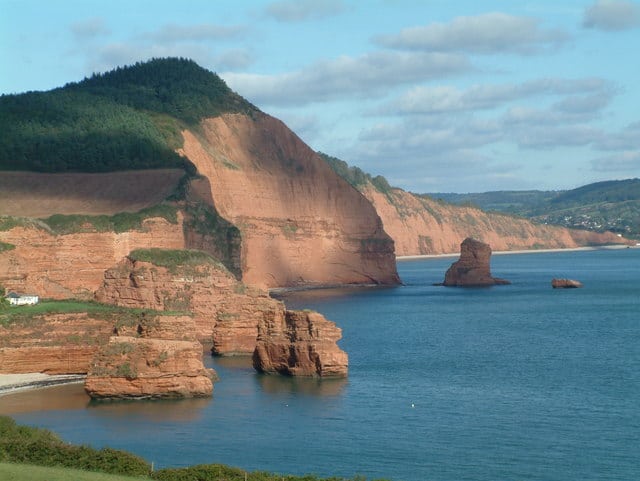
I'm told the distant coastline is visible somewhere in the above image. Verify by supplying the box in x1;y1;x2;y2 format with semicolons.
397;244;636;261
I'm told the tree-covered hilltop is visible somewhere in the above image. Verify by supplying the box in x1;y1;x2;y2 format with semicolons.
319;152;393;195
0;58;259;173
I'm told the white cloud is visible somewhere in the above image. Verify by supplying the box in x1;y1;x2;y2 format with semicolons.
385;78;612;114
223;51;470;106
374;12;568;54
264;0;345;22
583;0;640;31
70;17;110;39
591;150;640;171
594;121;640;150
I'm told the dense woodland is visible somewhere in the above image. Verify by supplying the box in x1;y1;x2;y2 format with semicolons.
0;58;257;172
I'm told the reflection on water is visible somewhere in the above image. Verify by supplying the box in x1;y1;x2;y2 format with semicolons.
0;382;212;422
210;355;253;371
256;373;347;397
87;396;212;423
0;383;90;414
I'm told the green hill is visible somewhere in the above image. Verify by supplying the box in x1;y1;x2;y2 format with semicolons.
0;57;258;173
428;179;640;239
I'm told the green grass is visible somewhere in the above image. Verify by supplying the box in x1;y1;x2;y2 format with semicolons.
0;300;183;328
128;248;226;271
42;203;178;235
0;241;15;252
0;417;391;481
0;462;150;481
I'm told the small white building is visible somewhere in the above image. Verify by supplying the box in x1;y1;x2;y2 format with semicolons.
5;292;39;306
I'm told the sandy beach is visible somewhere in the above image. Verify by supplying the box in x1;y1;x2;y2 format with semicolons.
397;244;635;261
0;373;85;397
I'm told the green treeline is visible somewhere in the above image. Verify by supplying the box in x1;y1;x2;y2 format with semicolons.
0;416;390;481
319;152;393;194
0;58;258;173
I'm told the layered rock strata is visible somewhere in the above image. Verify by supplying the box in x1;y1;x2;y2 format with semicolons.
443;238;510;287
180;113;400;288
253;310;348;377
0;313;113;374
85;316;215;399
95;254;282;352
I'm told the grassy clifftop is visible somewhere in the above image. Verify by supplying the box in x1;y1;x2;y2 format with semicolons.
0;58;258;173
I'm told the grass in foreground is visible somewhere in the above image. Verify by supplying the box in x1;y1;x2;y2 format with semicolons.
0;462;149;481
0;417;391;481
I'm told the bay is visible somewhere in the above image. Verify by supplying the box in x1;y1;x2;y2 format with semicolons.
1;248;639;481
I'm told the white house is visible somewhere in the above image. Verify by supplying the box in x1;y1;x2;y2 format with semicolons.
5;292;39;306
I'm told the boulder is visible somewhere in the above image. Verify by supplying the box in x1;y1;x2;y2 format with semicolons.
551;278;583;288
443;238;510;286
253;310;348;377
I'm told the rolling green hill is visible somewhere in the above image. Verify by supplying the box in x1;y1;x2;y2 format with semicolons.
0;58;257;173
429;178;640;239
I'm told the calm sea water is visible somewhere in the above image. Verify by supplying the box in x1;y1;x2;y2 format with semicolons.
1;249;639;481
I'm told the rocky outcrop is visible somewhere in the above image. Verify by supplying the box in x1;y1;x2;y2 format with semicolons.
551;278;583;288
180;113;400;288
360;185;628;256
0;313;113;374
0;217;185;300
253;310;348;377
443;238;510;287
95;254;283;352
85;316;215;399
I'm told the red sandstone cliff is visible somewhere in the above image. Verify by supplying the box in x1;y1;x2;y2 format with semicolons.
361;185;627;256
180;113;399;288
95;254;282;352
85;316;215;399
95;252;348;376
253;310;348;377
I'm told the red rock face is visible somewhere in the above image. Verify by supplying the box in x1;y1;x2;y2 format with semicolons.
0;218;187;299
85;316;215;399
443;238;510;287
180;113;400;288
0;313;113;374
361;186;629;256
253;310;348;377
95;256;283;352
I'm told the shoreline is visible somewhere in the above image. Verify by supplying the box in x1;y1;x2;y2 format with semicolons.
397;244;635;261
0;373;86;397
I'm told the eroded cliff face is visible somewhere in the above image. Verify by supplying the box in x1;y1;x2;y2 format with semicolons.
253;310;348;377
85;316;215;399
180;113;400;288
362;186;627;255
95;254;348;374
95;256;281;352
0;313;113;374
0;218;184;299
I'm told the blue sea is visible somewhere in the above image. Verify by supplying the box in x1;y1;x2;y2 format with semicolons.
1;248;639;481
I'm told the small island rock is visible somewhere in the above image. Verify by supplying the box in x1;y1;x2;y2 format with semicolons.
551;278;583;288
443;238;510;287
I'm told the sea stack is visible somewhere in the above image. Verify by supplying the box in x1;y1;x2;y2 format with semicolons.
443;238;510;287
253;310;348;377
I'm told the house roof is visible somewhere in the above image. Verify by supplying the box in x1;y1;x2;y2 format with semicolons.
5;292;37;299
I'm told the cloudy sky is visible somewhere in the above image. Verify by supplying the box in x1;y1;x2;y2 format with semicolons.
1;0;639;193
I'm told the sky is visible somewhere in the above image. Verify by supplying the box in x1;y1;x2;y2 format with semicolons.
1;0;639;193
